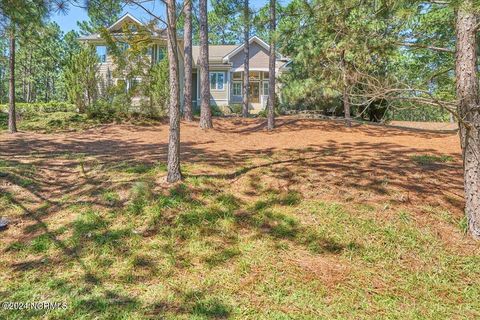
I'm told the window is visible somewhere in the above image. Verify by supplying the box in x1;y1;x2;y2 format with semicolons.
96;45;107;63
233;82;242;96
249;71;260;80
129;78;141;92
263;81;269;95
263;72;269;80
232;72;242;80
152;45;165;64
118;42;129;53
209;72;225;90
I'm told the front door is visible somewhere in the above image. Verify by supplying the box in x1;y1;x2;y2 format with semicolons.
249;82;260;103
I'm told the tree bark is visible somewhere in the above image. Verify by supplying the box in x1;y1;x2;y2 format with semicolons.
183;0;194;121
166;0;182;183
266;0;276;131
199;0;213;129
455;0;480;239
341;50;351;127
8;28;17;134
242;0;250;118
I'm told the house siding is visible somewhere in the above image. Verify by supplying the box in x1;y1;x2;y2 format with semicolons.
196;68;230;105
231;42;269;70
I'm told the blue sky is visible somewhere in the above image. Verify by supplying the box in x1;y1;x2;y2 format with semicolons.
51;0;272;33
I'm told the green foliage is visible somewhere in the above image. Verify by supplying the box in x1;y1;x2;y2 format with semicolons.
277;0;457;122
0;101;76;116
63;46;99;113
149;57;169;114
387;105;450;122
411;154;454;165
18;112;92;133
76;0;122;35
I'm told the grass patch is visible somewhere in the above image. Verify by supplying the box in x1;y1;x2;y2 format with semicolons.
17;112;101;133
411;154;455;165
1;139;477;319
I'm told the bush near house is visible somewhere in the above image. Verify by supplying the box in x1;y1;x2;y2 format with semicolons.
0;102;76;117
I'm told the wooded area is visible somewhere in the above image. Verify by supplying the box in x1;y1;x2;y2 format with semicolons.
1;0;480;318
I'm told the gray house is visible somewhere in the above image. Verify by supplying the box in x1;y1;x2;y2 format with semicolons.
79;13;290;112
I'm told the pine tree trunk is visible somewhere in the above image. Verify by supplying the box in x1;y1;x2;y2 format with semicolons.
266;0;276;131
8;29;17;134
242;0;250;118
455;0;480;239
341;50;351;127
166;0;182;183
199;0;213;129
183;0;194;121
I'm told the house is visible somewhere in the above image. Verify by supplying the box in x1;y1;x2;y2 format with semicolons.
79;13;290;112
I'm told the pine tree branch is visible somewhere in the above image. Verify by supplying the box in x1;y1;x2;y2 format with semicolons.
398;42;454;53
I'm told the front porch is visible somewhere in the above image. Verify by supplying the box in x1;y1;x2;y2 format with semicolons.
229;70;270;112
192;69;271;112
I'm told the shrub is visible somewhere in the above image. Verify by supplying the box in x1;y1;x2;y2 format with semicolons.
0;102;76;118
87;99;116;122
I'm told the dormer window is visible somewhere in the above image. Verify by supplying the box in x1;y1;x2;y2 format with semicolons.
128;24;137;32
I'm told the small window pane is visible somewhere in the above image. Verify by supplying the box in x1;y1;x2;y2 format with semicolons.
96;45;107;63
210;73;217;90
217;73;224;90
233;82;242;96
233;72;242;80
263;82;269;95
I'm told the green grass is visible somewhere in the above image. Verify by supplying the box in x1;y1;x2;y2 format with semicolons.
0;153;478;320
0;111;102;133
411;154;455;165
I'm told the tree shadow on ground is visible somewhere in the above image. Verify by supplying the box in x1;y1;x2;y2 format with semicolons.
0;118;464;318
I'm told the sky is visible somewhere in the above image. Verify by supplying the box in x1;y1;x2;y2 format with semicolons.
51;0;271;33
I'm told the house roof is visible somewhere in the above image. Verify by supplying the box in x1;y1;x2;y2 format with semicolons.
222;36;277;63
78;13;290;67
78;12;168;41
192;45;238;65
108;13;143;32
191;36;289;68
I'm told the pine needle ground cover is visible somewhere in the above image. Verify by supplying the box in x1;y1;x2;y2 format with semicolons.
0;117;478;319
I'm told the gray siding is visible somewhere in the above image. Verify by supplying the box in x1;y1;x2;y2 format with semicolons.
230;42;269;70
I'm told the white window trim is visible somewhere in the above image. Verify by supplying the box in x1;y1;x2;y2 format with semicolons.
232;81;242;97
210;71;226;91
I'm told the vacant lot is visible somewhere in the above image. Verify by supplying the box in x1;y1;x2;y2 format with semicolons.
0;117;478;319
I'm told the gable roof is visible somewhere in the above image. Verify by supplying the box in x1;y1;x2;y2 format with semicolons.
78;13;168;42
191;36;289;67
222;36;273;63
108;13;144;31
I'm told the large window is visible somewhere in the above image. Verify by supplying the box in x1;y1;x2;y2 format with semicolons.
210;72;225;90
263;81;269;95
233;82;242;96
96;45;107;63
